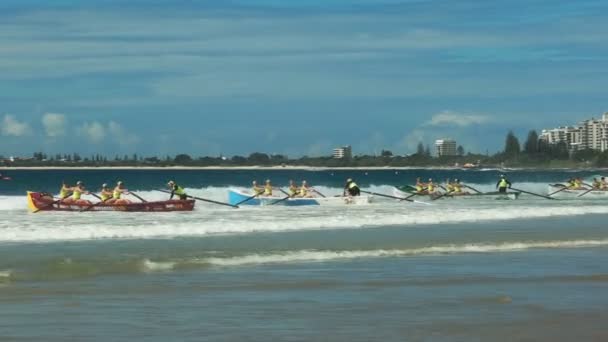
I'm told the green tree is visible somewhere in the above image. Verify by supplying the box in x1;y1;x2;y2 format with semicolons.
504;131;520;159
416;142;424;155
524;130;539;154
174;154;192;164
457;145;465;156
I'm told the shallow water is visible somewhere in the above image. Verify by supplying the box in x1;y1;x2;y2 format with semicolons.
1;169;608;341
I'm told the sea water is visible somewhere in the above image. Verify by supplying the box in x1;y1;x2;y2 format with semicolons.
1;169;608;341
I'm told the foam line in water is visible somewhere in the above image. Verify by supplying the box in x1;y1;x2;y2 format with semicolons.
203;239;608;266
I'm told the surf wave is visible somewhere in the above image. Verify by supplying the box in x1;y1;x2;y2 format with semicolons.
202;239;608;266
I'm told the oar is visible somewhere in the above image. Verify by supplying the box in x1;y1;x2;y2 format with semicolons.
577;187;596;198
80;196;111;212
400;188;427;201
464;185;482;194
155;189;238;208
432;190;454;201
548;185;569;197
360;190;431;205
510;187;556;200
269;193;296;205
234;191;262;206
32;192;73;213
312;189;326;198
129;192;147;203
89;193;102;200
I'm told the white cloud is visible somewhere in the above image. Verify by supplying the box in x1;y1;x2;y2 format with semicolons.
425;111;489;127
41;113;66;137
79;121;105;143
1;114;31;136
108;121;139;146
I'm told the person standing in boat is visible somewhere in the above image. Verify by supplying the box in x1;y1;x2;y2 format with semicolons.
344;178;360;197
99;183;113;202
167;181;188;200
496;175;512;193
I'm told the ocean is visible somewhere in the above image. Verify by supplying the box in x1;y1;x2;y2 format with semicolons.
1;168;608;341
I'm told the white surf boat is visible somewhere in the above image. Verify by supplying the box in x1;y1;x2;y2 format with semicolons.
393;187;519;200
228;189;373;206
547;184;608;198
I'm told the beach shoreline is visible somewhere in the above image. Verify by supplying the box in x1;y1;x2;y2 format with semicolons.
1;165;606;171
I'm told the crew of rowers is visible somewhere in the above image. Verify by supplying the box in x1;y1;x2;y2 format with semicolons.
56;180;189;205
252;179;319;198
250;178;361;198
570;177;608;190
413;177;470;195
58;180;132;205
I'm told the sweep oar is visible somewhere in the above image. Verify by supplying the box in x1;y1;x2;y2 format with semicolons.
510;187;556;200
360;190;431;205
156;189;238;208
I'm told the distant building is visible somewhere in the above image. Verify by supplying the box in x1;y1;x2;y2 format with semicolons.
435;139;457;157
333;145;352;159
540;112;608;152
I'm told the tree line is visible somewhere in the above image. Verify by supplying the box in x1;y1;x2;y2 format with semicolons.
3;130;608;167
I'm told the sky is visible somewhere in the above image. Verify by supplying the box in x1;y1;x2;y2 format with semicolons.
1;0;607;158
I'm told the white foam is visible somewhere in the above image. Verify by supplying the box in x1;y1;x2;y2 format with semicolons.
140;259;176;273
2;184;608;243
203;239;608;266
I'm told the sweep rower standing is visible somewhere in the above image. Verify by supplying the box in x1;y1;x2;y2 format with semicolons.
496;174;512;193
344;178;361;197
167;180;188;200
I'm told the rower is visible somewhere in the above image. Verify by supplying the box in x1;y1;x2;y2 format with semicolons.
452;179;463;194
415;177;425;194
70;181;91;205
112;181;130;204
288;180;298;196
601;177;608;190
573;178;583;189
167;180;188;200
252;181;264;195
344;178;360;197
59;181;72;202
592;178;601;190
496;174;512;193
263;179;273;197
299;180;313;198
445;178;454;193
427;178;436;194
100;183;113;202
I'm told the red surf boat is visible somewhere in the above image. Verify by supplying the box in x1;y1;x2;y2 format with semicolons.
27;191;195;212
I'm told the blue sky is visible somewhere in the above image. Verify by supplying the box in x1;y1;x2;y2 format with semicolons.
1;0;607;157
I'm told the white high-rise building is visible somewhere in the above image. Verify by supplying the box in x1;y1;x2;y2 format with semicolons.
333;145;352;159
435;139;457;157
540;112;608;152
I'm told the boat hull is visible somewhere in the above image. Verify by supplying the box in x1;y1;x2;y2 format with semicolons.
27;191;195;212
393;187;519;200
548;185;608;198
228;189;371;206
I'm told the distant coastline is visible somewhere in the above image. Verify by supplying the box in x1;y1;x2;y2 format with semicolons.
1;165;606;171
